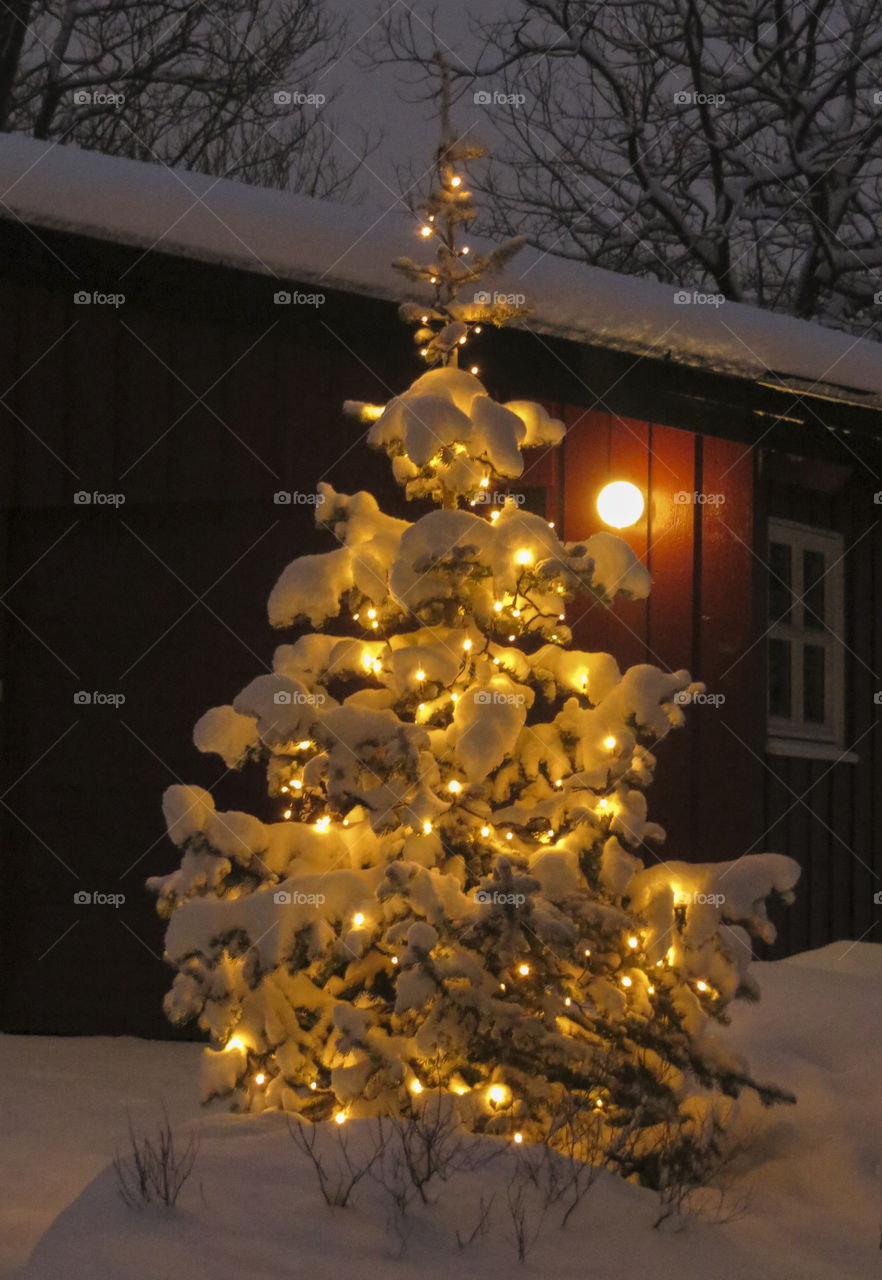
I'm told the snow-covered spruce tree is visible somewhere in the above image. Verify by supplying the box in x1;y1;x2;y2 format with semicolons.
149;113;798;1182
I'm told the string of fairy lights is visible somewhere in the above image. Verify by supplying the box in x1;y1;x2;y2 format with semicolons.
214;141;719;1133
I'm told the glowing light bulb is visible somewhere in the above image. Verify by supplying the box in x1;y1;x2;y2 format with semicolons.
283;809;291;819
564;997;572;1007
489;510;501;522
458;335;467;345
621;975;632;988
493;601;503;612
225;1036;246;1053
416;669;426;681
463;638;472;651
506;832;513;841
419;347;428;357
421;315;429;323
423;821;432;835
515;549;532;566
315;816;330;832
488;1085;508;1105
480;825;491;837
513;1132;523;1144
281;785;288;793
353;912;365;927
584;948;591;958
666;947;675;965
554;779;563;788
456;1086;467;1095
335;1111;346;1125
462;247;470;256
696;980;709;992
451;693;458;701
430;276;438;284
597;798;609;812
292;780;302;790
480;477;490;489
595;1098;604;1109
391;955;399;965
367;608;376;619
508;634;515;641
297;740;312;751
518;964;530;976
512;609;521;618
648;985;655;994
470;366;479;374
628;936;639;949
371;660;382;674
309;1081;317;1090
255;1073;266;1085
411;1079;423;1094
448;780;461;794
597;480;644;529
420;225;432;237
604;736;617;750
451;175;462;187
474;326;482;334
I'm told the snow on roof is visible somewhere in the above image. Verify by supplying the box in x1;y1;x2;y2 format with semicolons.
2;134;881;403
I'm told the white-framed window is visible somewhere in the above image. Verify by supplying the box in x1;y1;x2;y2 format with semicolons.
766;518;845;753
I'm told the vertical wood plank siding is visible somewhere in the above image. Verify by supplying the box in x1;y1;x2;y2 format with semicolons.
1;221;879;1037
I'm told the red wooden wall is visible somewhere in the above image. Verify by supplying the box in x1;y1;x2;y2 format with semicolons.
531;407;767;875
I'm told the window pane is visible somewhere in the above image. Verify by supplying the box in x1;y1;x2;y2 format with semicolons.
803;644;826;724
769;638;791;718
803;549;826;630
769;542;792;624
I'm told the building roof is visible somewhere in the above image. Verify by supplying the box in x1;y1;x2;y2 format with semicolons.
1;134;881;408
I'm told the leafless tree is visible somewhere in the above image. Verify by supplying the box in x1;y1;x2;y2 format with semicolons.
371;0;882;333
0;0;368;197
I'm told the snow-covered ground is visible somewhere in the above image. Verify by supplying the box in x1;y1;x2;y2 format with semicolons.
4;942;881;1279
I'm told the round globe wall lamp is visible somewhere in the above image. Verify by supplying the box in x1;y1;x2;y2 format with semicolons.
596;481;645;529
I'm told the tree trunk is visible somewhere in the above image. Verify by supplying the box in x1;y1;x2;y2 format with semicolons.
0;0;30;131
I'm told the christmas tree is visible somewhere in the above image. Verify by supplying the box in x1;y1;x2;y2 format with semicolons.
149;98;799;1181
